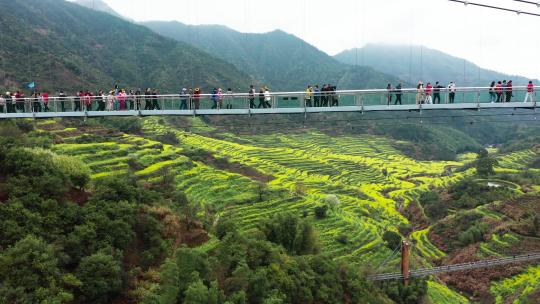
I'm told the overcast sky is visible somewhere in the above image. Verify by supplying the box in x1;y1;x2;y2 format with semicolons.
99;0;540;80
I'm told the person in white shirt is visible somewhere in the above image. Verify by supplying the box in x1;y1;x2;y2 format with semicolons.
0;95;5;113
448;82;456;104
264;87;272;108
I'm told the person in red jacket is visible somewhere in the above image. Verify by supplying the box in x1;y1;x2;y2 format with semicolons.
524;81;535;103
42;92;49;112
495;81;503;102
424;82;433;104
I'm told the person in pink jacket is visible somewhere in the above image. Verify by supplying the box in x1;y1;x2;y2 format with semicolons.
424;83;433;104
524;81;535;103
117;90;127;110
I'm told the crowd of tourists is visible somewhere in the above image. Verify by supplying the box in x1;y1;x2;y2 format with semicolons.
0;81;536;114
382;80;535;106
303;84;340;107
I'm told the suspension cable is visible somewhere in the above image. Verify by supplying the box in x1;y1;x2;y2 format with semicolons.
448;0;540;17
507;0;540;6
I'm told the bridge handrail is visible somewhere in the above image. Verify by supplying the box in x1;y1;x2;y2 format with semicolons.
367;252;540;281
2;86;538;101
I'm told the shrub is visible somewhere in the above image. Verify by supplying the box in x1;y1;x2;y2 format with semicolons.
336;234;348;245
314;205;328;219
458;222;489;246
382;231;402;250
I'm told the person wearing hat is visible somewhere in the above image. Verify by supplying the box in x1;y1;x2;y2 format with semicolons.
416;81;424;105
193;88;201;110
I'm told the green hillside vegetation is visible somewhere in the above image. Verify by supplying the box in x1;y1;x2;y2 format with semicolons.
2;115;540;303
334;44;537;87
0;0;250;93
142;21;403;91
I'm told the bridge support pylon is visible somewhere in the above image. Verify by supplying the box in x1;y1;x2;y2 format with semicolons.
401;240;411;286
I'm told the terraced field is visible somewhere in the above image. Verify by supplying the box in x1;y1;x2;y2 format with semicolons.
36;117;540;303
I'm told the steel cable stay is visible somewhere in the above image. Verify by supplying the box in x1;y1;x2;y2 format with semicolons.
448;0;540;16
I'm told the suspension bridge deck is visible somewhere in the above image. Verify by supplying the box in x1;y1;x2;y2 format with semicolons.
0;102;537;119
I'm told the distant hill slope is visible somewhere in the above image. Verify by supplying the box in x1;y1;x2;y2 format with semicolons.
0;0;250;92
142;21;403;91
334;44;537;87
72;0;127;20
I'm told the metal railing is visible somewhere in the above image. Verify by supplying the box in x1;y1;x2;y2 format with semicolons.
0;86;537;118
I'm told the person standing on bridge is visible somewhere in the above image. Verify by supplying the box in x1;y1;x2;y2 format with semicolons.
448;81;456;104
193;88;201;110
386;84;393;106
144;88;152;110
0;94;5;114
416;82;424;105
433;82;443;104
43;91;49;112
330;85;339;107
502;80;508;102
305;85;313;107
96;90;105;111
425;82;433;104
74;91;82;112
217;88;224;109
248;85;256;109
394;83;402;105
135;88;142;110
180;88;189;110
489;81;496;103
128;90;135;110
118;89;127;110
4;92;12;113
264;87;272;108
107;91;115;111
152;89;160;110
211;88;219;109
505;80;513;102
258;88;266;108
524;81;535;103
313;85;321;107
226;88;233;109
496;81;503;102
58;90;66;112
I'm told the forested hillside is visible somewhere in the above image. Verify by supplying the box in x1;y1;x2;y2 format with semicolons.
0;0;250;92
142;21;403;91
334;44;537;87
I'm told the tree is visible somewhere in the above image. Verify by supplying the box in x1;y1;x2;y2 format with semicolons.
260;212;319;255
382;231;402;250
475;149;498;177
176;246;209;301
76;252;122;303
0;235;73;303
156;259;180;304
184;274;210;304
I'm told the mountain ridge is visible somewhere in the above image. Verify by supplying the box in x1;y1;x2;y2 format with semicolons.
141;20;404;91
334;44;538;87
